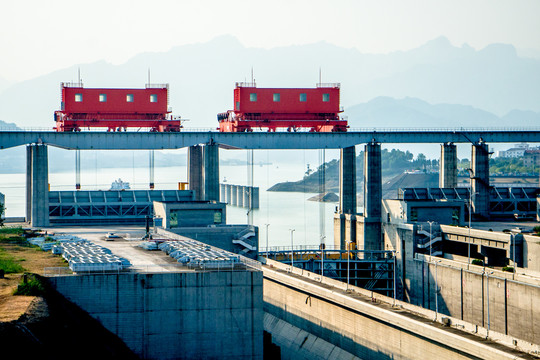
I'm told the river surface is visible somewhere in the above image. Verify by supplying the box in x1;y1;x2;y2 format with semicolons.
0;159;338;249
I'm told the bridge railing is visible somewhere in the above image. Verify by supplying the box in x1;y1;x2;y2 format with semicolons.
3;126;540;133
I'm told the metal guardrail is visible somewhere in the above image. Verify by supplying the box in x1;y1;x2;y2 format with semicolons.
61;82;83;88
316;82;341;88
3;126;540;133
235;82;256;87
145;83;169;88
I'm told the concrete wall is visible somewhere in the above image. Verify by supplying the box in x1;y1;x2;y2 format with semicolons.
406;256;540;345
522;234;540;272
47;271;263;360
263;313;361;360
382;220;540;345
263;261;532;359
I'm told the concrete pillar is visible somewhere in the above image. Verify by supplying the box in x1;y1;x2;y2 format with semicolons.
26;145;32;223
203;143;219;202
339;146;356;214
471;142;490;220
30;144;49;227
439;143;457;188
220;183;226;203
334;213;347;249
362;142;382;251
237;186;244;207
251;187;260;209
243;186;250;209
188;145;203;201
231;185;238;206
225;184;232;205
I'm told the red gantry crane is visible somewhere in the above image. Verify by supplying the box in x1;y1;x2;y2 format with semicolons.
218;82;347;132
54;82;181;132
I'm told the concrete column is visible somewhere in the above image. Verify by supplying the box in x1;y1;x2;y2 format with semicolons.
339;146;356;214
225;184;232;205
362;142;382;251
231;185;238;206
439;143;457;188
251;187;260;209
203;144;219;202
30;144;49;227
243;186;250;209
26;145;32;223
188;145;203;201
220;183;226;203
237;186;244;207
471;142;490;220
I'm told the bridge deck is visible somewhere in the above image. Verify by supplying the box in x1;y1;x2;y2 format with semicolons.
1;128;540;150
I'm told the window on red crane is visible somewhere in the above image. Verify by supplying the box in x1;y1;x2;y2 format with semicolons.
273;93;280;102
126;94;134;102
299;93;307;102
250;93;257;101
99;94;107;102
75;94;83;102
323;93;330;102
150;94;157;103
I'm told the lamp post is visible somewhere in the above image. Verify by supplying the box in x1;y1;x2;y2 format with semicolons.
264;224;270;257
486;271;494;332
467;168;474;270
320;238;325;280
512;234;516;279
427;220;436;259
435;259;441;321
393;251;397;306
289;229;295;268
346;240;350;290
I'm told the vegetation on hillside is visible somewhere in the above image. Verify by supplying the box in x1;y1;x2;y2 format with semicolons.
269;148;435;192
271;148;538;192
458;157;538;176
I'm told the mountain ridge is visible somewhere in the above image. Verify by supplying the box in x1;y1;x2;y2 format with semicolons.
0;35;539;129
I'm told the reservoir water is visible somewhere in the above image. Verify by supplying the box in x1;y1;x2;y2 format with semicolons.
0;151;338;249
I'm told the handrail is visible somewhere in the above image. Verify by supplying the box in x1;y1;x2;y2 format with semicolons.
145;83;169;89
316;82;341;88
61;82;83;88
235;82;257;88
2;126;540;134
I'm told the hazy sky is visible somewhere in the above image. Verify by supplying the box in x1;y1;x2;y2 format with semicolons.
2;0;540;82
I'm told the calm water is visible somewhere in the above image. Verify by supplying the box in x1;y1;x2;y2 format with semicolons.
0;155;337;249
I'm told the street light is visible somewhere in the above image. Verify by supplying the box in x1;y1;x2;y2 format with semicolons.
467;168;474;270
346;240;351;290
486;270;494;332
393;251;398;306
320;238;326;280
262;223;269;256
427;221;436;259
434;259;441;320
289;229;295;268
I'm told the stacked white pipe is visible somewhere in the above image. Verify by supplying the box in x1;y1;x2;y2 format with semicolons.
29;234;85;251
52;241;130;272
158;240;240;269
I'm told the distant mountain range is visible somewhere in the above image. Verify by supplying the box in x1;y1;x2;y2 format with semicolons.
346;97;540;128
0;35;539;130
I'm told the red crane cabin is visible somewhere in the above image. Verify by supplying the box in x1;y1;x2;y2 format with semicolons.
218;83;347;132
54;83;181;132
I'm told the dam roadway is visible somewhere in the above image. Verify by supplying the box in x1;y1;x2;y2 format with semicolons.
1;127;540;150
